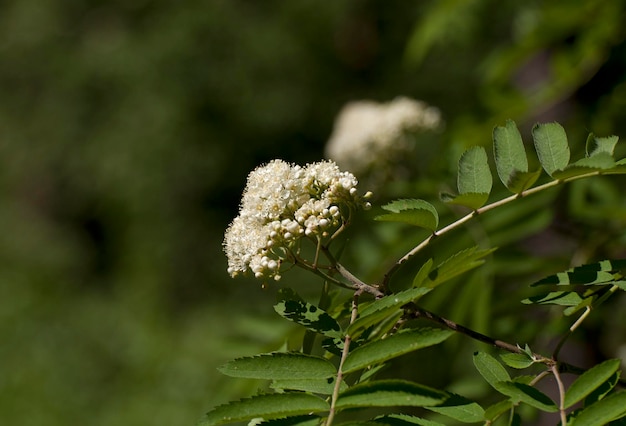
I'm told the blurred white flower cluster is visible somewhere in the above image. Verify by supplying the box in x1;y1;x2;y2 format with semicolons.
325;97;442;178
224;159;372;281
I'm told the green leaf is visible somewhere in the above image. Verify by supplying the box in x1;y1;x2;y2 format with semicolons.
493;120;529;190
440;192;490;210
473;352;511;389
499;352;535;369
586;134;619;157
419;246;496;289
274;289;342;338
532;259;626;286
375;199;439;231
255;415;321;426
458;146;493;195
412;259;434;287
551;153;616;179
271;377;347;395
505;168;543;193
494;381;558;412
484;399;514;421
342;328;454;374
426;393;485;423
218;352;336;380
570;390;626;426
199;393;329;426
584;371;621;405
532;122;570;177
522;290;583;306
347;287;431;337
374;414;446;426
564;359;621;408
335;380;447;409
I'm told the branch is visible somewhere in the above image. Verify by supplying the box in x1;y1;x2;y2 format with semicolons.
383;171;602;287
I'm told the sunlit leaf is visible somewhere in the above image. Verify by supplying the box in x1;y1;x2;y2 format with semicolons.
584;371;621;405
458;146;493;195
484;399;514;422
532;122;570;177
342;328;453;374
218;352;336;380
493;120;529;190
570;390;626;426
376;199;439;231
199;393;329;426
522;291;583;306
335;380;447;409
564;359;621;408
274;288;342;338
374;414;446;426
532;259;626;286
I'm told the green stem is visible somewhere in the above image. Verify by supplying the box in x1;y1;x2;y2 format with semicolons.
326;291;361;426
382;171;602;287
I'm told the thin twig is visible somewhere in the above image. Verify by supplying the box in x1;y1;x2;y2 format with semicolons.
383;171;602;287
326;290;361;426
551;363;568;425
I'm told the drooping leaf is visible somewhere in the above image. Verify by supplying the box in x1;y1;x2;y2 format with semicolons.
274;289;342;338
419;246;496;289
586;134;619;157
494;381;558;412
199;393;329;426
347;287;431;337
493;120;529;190
335;380;447;409
374;414;446;426
532;122;570;177
218;352;336;380
440;192;490;210
564;359;621;409
473;352;511;389
570;390;626;426
375;199;439;231
532;259;626;286
425;393;485;423
342;328;453;374
458;146;493;195
271;377;347;395
522;290;584;306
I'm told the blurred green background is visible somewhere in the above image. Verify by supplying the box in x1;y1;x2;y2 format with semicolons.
2;1;626;424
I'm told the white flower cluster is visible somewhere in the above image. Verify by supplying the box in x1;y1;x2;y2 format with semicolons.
224;159;371;281
324;97;442;175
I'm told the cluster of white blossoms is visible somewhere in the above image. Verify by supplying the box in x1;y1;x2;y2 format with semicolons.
324;97;442;176
224;159;372;281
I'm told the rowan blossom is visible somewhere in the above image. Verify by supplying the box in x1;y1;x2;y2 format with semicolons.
224;159;371;281
325;97;442;178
